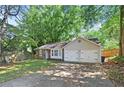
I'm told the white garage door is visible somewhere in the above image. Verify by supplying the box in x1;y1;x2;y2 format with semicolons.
64;50;79;62
80;50;99;63
64;50;99;63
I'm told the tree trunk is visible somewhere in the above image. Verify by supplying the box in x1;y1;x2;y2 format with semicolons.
119;6;124;56
0;12;8;64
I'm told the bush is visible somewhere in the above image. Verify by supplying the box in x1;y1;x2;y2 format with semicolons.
111;56;124;63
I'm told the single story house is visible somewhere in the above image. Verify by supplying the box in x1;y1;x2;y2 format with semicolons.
35;37;101;63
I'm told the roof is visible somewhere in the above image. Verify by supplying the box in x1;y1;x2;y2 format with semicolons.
63;37;101;48
35;41;68;50
35;37;100;50
80;37;101;47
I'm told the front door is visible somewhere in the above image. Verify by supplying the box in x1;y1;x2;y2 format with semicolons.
45;50;49;59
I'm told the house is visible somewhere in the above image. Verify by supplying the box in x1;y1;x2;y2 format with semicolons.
35;37;101;63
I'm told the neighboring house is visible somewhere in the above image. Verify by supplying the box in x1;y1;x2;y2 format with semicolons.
35;37;101;63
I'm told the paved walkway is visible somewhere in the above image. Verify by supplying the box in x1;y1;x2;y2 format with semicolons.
0;63;114;87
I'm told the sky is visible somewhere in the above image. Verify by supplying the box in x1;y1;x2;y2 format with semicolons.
0;15;17;26
0;15;18;26
0;5;29;26
8;17;18;26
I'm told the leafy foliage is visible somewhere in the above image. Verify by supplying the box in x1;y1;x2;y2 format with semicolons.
5;6;121;51
82;6;120;49
18;6;84;47
83;6;119;29
112;56;124;63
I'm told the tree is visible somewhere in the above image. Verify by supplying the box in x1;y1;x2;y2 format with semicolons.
82;6;124;54
18;6;84;47
120;5;124;56
0;5;20;63
83;9;120;50
17;5;124;56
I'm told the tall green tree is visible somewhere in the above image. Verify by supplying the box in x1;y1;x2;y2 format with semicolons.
82;6;124;55
18;5;124;56
18;6;84;47
83;8;120;49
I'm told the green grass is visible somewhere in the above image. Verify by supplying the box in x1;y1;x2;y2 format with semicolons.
0;59;54;83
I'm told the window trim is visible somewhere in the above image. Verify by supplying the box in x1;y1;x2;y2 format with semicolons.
59;50;61;56
51;49;61;57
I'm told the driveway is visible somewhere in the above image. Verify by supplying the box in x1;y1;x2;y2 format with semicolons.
0;63;114;87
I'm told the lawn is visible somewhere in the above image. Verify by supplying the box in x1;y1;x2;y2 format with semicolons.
0;59;54;83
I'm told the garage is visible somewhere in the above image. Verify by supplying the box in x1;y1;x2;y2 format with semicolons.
64;37;101;63
64;50;99;63
36;37;101;63
79;50;99;63
64;50;79;62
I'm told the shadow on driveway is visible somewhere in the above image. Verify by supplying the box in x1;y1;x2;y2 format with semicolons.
0;63;114;87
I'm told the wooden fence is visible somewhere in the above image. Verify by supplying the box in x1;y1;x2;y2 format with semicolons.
102;49;119;57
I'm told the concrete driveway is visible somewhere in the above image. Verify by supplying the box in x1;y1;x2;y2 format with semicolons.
0;63;114;87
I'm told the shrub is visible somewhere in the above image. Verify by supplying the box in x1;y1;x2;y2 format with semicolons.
111;56;124;63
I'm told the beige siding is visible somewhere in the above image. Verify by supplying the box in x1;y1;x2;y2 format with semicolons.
65;38;99;50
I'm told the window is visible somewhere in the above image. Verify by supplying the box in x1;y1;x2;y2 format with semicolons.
54;50;58;56
51;49;61;57
51;50;59;56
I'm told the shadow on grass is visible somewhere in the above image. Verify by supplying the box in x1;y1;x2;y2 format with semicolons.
0;59;54;83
